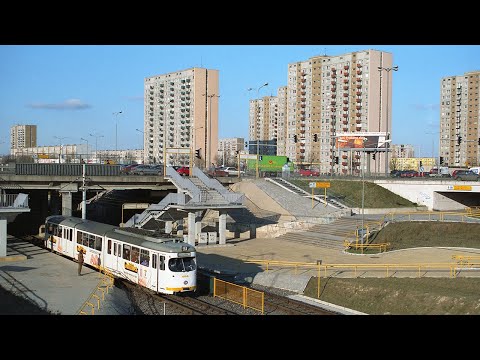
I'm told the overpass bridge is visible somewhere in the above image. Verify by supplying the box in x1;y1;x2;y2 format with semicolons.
374;179;480;211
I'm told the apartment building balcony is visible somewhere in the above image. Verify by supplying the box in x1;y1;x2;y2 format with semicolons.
356;105;362;110
331;74;337;79
301;85;306;89
330;107;336;112
343;106;348;111
356;119;362;124
344;72;349;77
331;101;337;106
357;70;362;75
356;91;362;96
356;113;362;117
342;120;348;125
356;98;361;103
331;94;337;99
300;148;305;153
356;84;362;89
331;80;336;85
343;79;349;84
356;127;362;131
343;93;349;97
342;161;348;166
343;100;348;104
356;78;362;83
344;65;349;70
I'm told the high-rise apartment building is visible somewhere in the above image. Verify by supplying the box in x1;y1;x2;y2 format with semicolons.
218;137;244;166
391;144;415;158
143;68;219;167
10;124;37;150
440;71;480;167
249;49;394;175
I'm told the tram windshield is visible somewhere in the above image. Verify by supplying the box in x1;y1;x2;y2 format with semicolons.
168;257;196;272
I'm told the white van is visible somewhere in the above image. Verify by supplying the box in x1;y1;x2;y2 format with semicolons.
469;167;480;175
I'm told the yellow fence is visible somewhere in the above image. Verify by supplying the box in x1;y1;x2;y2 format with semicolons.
344;240;390;253
213;277;264;314
77;266;115;315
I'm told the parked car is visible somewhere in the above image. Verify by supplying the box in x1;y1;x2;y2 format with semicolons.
299;168;320;177
400;170;418;178
207;167;229;177
176;166;190;176
120;164;139;174
453;170;480;181
130;164;163;175
221;167;245;177
390;170;402;177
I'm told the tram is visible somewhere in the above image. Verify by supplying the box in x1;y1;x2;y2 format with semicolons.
43;215;196;294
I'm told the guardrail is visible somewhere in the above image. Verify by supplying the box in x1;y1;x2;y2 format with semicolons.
213;277;264;314
77;266;115;315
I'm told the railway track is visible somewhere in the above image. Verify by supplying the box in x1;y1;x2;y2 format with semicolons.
263;291;336;315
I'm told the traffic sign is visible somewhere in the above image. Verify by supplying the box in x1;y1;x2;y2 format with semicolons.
309;182;330;188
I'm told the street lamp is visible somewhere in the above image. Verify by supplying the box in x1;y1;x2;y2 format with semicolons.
248;83;269;178
54;136;69;164
89;133;104;163
378;65;398;177
202;93;220;169
80;137;89;162
113;111;123;152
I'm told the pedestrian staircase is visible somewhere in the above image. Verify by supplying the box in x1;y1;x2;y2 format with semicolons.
266;177;349;210
124;166;244;229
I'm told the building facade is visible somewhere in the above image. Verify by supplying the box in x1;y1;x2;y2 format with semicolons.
249;49;394;176
440;71;480;167
391;144;415;158
143;68;219;168
218;137;244;167
10;125;37;150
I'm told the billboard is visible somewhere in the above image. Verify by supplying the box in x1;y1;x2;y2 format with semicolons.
335;132;389;151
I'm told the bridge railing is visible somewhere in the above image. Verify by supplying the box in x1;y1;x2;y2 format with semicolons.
0;193;29;208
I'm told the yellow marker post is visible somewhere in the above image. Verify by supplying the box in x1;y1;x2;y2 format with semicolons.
312;187;314;209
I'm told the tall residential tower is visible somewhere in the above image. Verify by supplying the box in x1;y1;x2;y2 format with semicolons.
143;68;219;167
440;71;480;167
10;124;37;152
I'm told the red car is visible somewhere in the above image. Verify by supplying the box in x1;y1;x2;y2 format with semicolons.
176;166;190;176
299;168;320;177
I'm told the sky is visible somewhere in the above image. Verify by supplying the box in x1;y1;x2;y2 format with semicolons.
1;45;479;157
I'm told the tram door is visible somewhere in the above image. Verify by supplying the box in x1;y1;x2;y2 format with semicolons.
62;227;74;257
150;253;158;291
104;238;116;271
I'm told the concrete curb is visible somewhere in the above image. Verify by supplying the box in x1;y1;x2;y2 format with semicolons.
289;294;368;315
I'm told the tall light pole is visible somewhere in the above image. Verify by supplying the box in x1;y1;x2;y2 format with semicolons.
80;137;89;162
54;136;69;164
248;83;268;179
113;111;123;152
89;133;104;163
378;65;398;177
202;93;220;168
135;129;144;163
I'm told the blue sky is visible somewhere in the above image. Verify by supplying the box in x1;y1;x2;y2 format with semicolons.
1;45;479;157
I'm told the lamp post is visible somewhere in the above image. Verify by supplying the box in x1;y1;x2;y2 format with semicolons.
248;83;269;179
89;133;104;163
54;136;69;164
80;137;89;162
202;93;220;169
113;111;123;152
378;65;398;177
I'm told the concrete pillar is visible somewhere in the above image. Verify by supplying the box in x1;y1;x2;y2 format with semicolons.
0;218;6;257
165;221;173;234
219;212;227;245
176;219;184;236
60;192;72;216
187;212;196;246
195;213;202;242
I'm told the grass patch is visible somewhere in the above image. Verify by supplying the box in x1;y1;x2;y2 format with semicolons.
290;179;417;208
303;277;480;315
371;221;480;250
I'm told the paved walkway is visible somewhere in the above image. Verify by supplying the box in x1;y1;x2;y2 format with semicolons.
0;236;130;315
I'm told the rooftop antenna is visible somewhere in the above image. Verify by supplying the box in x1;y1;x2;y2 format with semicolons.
324;47;327;56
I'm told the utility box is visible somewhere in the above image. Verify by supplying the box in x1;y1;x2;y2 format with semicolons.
198;232;208;244
208;232;217;244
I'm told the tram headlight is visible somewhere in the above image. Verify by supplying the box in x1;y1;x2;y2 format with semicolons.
184;280;188;285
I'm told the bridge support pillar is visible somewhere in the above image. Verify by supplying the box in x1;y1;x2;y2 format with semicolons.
0;218;6;257
187;212;196;246
60;192;72;216
219;211;226;245
165;221;173;234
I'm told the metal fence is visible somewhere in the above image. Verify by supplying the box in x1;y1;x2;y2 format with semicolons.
213;277;264;314
14;163;121;176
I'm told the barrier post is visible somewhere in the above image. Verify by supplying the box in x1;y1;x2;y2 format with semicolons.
317;265;321;299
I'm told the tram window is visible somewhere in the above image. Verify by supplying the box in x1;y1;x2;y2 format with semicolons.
69;229;73;241
159;256;165;271
88;234;95;248
77;231;83;244
114;243;117;256
108;240;112;255
140;249;149;266
95;236;102;251
57;227;62;238
123;244;131;261
152;254;157;269
131;246;139;264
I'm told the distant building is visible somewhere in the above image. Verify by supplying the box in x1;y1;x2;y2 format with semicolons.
218;138;244;166
391;144;415;158
249;49;395;176
440;70;480;167
143;68;219;167
10;125;37;150
392;157;435;171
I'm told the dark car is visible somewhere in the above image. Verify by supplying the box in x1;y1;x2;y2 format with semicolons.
130;164;163;175
390;170;402;177
453;170;480;181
